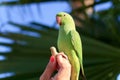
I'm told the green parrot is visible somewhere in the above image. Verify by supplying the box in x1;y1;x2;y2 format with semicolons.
56;12;86;80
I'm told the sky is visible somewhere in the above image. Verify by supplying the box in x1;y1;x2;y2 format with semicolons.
0;1;71;52
0;0;120;80
0;1;71;79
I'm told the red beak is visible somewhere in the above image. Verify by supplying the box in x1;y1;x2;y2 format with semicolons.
56;16;61;25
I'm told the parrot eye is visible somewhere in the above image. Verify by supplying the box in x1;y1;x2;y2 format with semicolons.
64;14;66;16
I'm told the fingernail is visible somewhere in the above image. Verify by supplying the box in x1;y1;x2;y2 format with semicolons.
50;56;55;63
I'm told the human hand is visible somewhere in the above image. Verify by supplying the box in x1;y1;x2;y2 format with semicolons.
40;47;71;80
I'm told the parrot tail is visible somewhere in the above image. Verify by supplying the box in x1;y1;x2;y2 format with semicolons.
80;69;87;80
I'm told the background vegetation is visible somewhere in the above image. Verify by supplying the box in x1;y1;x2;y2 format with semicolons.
0;0;120;80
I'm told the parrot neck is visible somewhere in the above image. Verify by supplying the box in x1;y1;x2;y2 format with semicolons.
59;23;75;34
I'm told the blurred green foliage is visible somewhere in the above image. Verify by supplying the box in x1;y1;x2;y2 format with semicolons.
0;0;120;80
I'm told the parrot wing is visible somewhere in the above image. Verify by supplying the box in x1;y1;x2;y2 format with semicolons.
69;30;82;62
69;30;86;80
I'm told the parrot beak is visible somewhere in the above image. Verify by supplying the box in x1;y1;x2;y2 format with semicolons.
56;16;62;25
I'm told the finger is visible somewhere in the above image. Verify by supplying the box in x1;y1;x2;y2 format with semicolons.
58;52;68;60
50;46;58;56
56;54;65;68
56;54;62;63
56;53;71;69
40;56;56;80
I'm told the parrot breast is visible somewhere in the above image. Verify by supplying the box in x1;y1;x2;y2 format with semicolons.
57;29;71;54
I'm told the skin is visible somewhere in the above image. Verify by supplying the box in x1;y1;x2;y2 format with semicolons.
40;48;71;80
56;12;86;80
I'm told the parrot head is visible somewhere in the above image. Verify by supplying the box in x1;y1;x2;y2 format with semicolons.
56;12;75;26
